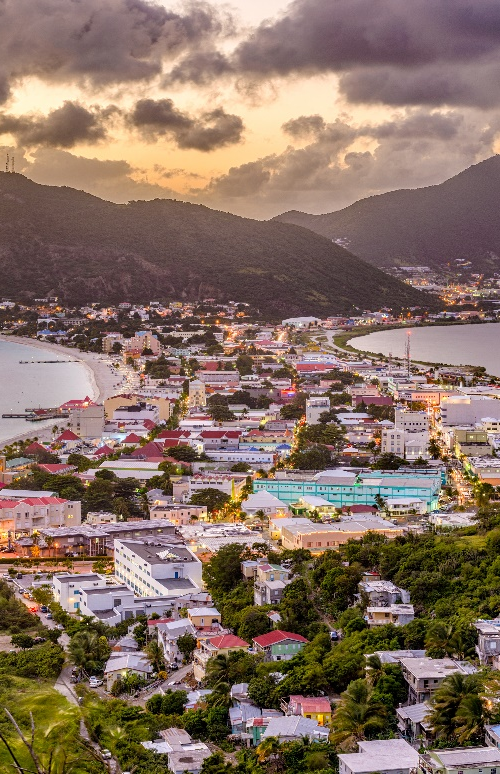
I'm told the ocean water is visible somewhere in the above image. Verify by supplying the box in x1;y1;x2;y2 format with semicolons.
0;339;95;444
351;322;500;377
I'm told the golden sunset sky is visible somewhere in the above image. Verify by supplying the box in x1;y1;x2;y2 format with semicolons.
1;0;500;217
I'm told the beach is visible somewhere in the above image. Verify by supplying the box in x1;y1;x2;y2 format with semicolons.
0;335;127;447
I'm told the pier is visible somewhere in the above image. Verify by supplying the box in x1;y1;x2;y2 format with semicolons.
19;359;74;364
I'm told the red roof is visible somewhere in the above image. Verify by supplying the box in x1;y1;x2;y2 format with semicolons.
143;419;156;429
131;441;164;457
123;433;143;443
157;430;191;439
24;442;47;454
209;635;249;649
253;630;309;647
37;464;77;474
56;430;80;441
200;430;242;439
20;497;67;506
94;445;114;456
59;396;93;410
162;439;189;448
0;500;23;509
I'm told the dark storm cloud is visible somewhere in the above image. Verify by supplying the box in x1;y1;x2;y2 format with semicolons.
0;0;234;103
225;0;500;108
0;102;115;148
130;99;244;151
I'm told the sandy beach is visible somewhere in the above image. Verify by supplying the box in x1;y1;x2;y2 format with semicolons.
0;335;128;448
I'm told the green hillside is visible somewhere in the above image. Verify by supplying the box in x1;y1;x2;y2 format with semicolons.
0;172;434;316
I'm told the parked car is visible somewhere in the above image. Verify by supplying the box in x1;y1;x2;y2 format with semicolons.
40;605;48;613
46;612;53;619
16;573;23;579
89;677;103;688
33;637;46;644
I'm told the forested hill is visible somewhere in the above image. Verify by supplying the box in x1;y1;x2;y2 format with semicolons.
0;173;433;316
275;155;500;271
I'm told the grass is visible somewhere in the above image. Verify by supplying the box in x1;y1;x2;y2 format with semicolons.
0;675;105;773
457;535;487;549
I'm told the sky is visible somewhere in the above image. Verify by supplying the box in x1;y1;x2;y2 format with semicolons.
1;0;500;218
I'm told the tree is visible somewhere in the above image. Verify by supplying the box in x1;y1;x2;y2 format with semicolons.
190;488;231;513
177;632;197;662
145;639;165;672
236;354;254;376
330;679;387;751
237;607;270;643
11;633;34;649
169;445;199;462
230;462;252;472
203;543;244;594
426;672;484;742
371;453;405;470
69;630;110;674
289;444;332;471
428;438;442;460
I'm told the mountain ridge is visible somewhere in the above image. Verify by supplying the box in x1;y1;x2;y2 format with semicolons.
0;172;434;316
274;156;500;271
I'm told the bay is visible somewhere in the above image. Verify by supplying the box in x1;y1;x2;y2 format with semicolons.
0;339;95;444
349;322;500;377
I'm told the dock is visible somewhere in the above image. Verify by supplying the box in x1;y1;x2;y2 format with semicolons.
19;360;74;364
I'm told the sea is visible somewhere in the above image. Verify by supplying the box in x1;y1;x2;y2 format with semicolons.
350;322;500;377
0;339;95;445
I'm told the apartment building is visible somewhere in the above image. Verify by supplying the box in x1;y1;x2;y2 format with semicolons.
0;496;81;539
254;563;292;606
189;380;206;408
359;580;411;606
158;619;198;666
114;538;203;598
149;504;207;525
187;473;248;499
123;331;160;355
69;403;105;438
440;395;500;426
305;397;330;425
52;572;108;612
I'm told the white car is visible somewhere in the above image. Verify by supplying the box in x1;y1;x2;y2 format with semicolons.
89;677;103;688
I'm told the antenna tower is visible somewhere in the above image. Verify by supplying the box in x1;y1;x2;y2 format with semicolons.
11;155;14;174
405;331;411;379
388;351;392;375
5;153;9;173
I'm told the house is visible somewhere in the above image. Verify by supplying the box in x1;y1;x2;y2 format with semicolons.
254;563;292;606
149;504;207;525
419;747;500;774
260;715;329;742
396;702;432;744
474;619;500;665
366;603;415;627
242;491;289;517
359;580;410;607
282;695;332;726
155;728;212;774
157;619;198;666
338;739;419;774
193;634;250;682
104;651;153;691
400;657;477;704
187;607;222;631
252;630;308;661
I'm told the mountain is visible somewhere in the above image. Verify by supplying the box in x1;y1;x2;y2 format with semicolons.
275;156;500;271
0;172;433;316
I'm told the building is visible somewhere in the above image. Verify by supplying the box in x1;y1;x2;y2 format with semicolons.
252;630;308;661
104;651;153;691
193;634;250;682
279;518;402;552
202;450;276;469
338;739;419;774
474;619;500;665
149;504;207;525
158;728;212;774
242;491;289;517
400;657;476;704
254;468;441;512
189;380;206;408
396;702;432;744
0;496;81;539
123;331;160;355
419;747;500;773
260;715;328;742
52;573;108;612
359;580;411;607
114;538;203;597
440;395;500;426
282;695;332;726
187;607;222;631
306;397;330;425
282;317;321;329
188;473;248;499
254;563;292;606
366;603;415;627
157;619;198;666
69;403;105;438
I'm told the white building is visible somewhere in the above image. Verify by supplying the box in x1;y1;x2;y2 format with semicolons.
306;397;330;425
157;619;198;666
149;504;207;525
52;573;108;612
114;538;203;597
440;395;500;426
242;490;289;517
339;739;419;774
69;404;105;438
189;380;206;408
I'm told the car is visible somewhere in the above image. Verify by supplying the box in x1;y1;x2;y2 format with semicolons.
55;623;64;630
33;637;46;644
40;606;48;613
46;612;53;619
16;573;23;579
89;677;103;687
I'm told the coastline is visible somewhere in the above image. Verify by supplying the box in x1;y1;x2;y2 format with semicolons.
0;335;127;448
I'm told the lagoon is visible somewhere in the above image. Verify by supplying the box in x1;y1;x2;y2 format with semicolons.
350;322;500;378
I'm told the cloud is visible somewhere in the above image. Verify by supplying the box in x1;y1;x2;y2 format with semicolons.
226;0;500;108
0;0;234;103
130;99;244;150
202;109;499;216
0;102;116;148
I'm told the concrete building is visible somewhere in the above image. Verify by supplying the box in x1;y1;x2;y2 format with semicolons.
242;490;289;517
419;747;500;774
279;518;402;552
474;619;500;666
52;573;108;612
187;473;248;499
254;563;292;606
114;538;203;597
440;395;500;426
189;380;206;408
69;403;105;438
338;739;419;774
366;603;415;627
306;397;330;425
400;657;476;704
254;468;441;512
149;504;207;525
123;331;160;355
157;619;198;666
359;580;410;606
159;728;211;774
0;496;81;539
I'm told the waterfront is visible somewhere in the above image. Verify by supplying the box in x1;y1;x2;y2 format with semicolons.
350;322;500;377
0;339;95;444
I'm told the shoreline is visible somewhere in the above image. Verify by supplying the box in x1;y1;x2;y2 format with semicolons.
0;335;127;448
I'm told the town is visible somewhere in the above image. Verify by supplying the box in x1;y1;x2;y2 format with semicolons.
1;296;500;774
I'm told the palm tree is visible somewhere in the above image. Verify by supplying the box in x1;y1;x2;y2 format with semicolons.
425;621;455;658
330;679;387;751
256;736;282;767
205;653;230;686
454;693;490;743
426;672;483;741
365;654;384;687
69;630;110;674
207;681;231;708
145;639;165;673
